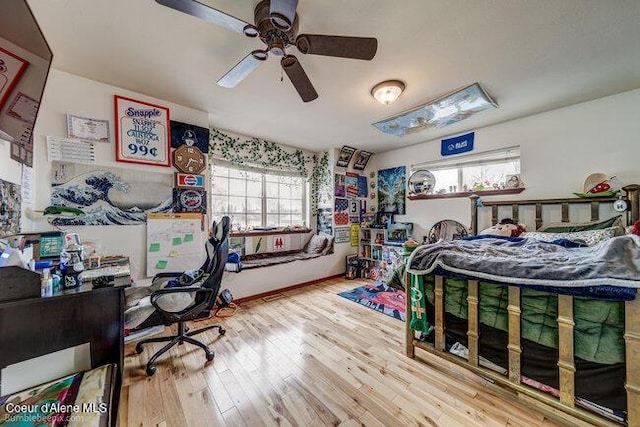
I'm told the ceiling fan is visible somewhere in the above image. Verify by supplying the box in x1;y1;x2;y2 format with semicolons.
155;0;378;102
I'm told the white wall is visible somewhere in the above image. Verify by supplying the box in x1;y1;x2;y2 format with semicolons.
370;88;640;240
20;69;209;279
223;250;349;300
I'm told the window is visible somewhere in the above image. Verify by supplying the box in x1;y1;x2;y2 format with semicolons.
211;165;307;229
412;146;520;194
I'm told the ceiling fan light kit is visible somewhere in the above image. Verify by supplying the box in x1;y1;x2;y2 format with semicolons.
371;80;405;105
156;0;378;102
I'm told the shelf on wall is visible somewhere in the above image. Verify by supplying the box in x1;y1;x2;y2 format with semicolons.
408;187;525;200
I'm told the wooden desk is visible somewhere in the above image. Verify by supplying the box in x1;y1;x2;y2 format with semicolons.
0;285;124;426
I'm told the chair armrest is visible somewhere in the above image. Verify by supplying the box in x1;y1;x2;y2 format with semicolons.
150;287;214;323
152;272;184;279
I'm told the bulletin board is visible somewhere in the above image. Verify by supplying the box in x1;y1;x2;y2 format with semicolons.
146;213;205;277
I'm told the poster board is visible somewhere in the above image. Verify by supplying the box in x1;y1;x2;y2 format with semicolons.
146;213;205;277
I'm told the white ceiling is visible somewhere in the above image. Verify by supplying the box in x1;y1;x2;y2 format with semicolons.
27;0;640;153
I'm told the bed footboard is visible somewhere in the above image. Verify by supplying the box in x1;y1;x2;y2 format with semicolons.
405;273;638;426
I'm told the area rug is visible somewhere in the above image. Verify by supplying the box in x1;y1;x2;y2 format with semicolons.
338;282;406;321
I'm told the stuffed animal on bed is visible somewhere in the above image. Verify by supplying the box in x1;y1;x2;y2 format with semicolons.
479;218;527;237
628;220;640;236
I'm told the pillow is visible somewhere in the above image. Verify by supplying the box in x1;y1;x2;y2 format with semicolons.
520;227;616;246
538;215;623;234
319;233;334;255
479;223;527;237
305;234;328;254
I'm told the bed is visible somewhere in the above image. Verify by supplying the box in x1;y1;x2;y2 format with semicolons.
404;184;640;426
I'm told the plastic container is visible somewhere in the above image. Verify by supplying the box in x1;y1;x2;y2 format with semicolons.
41;268;53;297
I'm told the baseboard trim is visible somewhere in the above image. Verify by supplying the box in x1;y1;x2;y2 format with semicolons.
234;273;344;304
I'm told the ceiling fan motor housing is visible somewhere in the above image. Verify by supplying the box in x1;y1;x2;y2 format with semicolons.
255;0;298;55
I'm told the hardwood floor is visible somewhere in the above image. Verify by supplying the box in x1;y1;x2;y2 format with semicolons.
119;277;579;426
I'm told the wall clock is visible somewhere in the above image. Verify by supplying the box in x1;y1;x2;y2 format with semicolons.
173;145;206;174
173;188;207;213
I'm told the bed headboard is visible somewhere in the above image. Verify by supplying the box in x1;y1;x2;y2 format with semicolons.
470;184;640;235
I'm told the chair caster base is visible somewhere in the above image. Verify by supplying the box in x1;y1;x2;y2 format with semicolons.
219;328;226;336
206;350;215;361
135;343;144;354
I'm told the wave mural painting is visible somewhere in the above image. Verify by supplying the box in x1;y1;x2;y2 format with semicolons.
49;162;173;226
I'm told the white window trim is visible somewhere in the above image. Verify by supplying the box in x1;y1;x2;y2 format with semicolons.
210;164;308;228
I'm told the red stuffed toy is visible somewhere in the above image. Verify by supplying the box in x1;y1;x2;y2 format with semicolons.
631;220;640;236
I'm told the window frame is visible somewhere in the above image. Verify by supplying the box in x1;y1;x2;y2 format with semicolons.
210;164;308;229
409;146;522;199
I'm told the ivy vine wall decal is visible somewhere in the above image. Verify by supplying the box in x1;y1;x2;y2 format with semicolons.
208;128;331;215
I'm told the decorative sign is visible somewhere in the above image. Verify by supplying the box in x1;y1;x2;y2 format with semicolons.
7;92;38;124
170;120;209;153
269;235;289;252
334;227;350;244
173;188;206;213
378;166;406;214
0;47;29;111
350;224;360;247
357;175;368;197
67;114;110;143
441;132;475;156
174;173;205;189
346;172;359;196
0;178;21;238
334;197;349;225
334;173;345;197
317;208;333;235
353;150;373;170
47;136;96;164
10;124;33;167
336;145;356;168
114;95;170;167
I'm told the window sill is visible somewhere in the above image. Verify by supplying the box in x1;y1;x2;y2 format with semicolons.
230;228;312;238
407;187;525;200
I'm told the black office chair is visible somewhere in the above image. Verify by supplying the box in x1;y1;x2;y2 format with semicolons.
135;216;230;376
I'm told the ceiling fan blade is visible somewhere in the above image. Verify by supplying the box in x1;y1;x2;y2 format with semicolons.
270;0;298;30
155;0;256;36
281;55;318;102
296;34;378;60
217;50;268;88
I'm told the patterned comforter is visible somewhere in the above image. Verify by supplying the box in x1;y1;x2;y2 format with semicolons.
407;234;640;290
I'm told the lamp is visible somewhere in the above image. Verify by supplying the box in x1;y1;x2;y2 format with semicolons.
371;80;405;105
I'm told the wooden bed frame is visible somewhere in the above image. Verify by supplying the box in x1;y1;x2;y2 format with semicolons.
405;184;640;426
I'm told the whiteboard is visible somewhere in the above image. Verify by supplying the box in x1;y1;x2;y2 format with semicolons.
146;213;206;277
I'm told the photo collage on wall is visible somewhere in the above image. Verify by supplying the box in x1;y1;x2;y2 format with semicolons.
333;149;374;241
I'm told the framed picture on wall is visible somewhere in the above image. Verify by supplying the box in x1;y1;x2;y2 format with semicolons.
336;145;356;168
353;150;373;170
0;47;29;111
114;95;170;167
